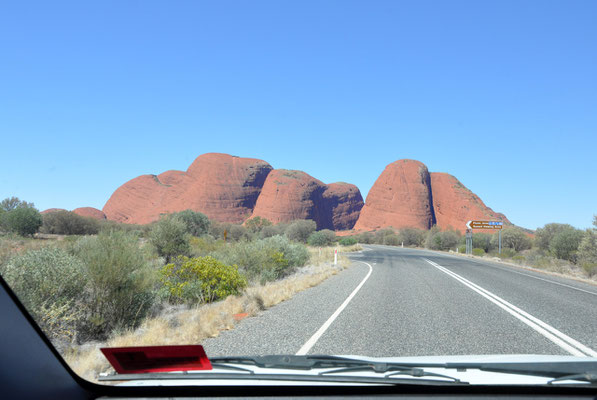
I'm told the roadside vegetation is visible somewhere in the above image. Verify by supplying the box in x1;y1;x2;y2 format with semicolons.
0;197;361;381
350;216;597;281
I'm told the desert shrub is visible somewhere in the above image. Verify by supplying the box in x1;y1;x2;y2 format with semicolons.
472;248;485;256
471;233;495;253
307;229;336;247
397;228;426;247
285;220;317;243
244;216;272;233
1;207;43;236
495;227;531;252
171;209;210;237
149;216;190;263
71;231;156;340
374;228;395;244
383;234;401;246
426;228;460;251
228;224;253;241
535;223;576;251
357;231;374;244
41;210;99;235
339;236;357;246
549;228;584;263
211;235;309;283
260;224;286;238
1;247;86;341
458;245;466;253
159;256;247;304
189;235;225;257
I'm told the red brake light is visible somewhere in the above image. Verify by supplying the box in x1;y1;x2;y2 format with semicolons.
100;345;212;374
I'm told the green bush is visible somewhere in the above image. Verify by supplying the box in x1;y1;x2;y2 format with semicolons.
41;210;99;235
1;247;86;340
339;236;357;246
160;256;247;304
383;234;401;246
425;228;460;251
285;220;317;243
149;216;190;263
244;216;272;233
71;231;156;340
307;229;336;247
357;232;374;244
495;227;531;252
210;235;309;283
550;228;584;263
458;244;466;254
189;235;225;257
1;207;43;236
472;248;485;256
397;228;426;247
535;223;576;251
171;210;210;237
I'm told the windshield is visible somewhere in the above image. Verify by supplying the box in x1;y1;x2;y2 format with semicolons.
1;0;596;389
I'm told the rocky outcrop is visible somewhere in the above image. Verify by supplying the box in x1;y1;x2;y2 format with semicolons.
322;183;364;230
41;208;67;214
249;171;364;230
430;173;510;231
354;160;509;232
72;207;107;220
354;160;435;231
102;153;273;225
249;170;325;226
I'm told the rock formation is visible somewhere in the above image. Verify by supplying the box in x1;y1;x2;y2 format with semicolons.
430;172;510;231
354;160;435;231
102;153;273;225
72;207;107;220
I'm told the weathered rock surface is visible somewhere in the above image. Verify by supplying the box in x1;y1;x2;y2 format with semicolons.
41;208;67;214
354;159;510;232
249;171;364;230
354;160;435;231
72;207;107;220
102;153;273;225
249;170;325;227
430;172;510;231
322;183;364;230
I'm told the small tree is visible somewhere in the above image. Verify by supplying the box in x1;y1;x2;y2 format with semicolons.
498;227;532;252
149;216;190;263
534;223;575;251
171;209;210;237
0;197;35;212
2;207;43;236
307;229;336;246
285;220;317;243
41;210;99;235
244;216;272;233
550;228;584;263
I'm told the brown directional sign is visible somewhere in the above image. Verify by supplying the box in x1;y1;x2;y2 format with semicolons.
466;220;503;230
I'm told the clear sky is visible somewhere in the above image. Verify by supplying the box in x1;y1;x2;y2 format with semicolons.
1;1;595;230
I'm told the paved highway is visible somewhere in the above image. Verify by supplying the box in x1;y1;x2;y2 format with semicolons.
203;245;597;358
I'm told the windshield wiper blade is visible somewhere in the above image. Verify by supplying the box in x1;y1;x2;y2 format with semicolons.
209;355;368;370
548;373;597;385
319;364;461;383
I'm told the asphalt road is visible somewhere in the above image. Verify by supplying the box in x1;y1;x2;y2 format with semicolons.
203;245;597;358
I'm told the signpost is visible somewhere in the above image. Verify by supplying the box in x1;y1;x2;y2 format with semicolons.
465;221;503;255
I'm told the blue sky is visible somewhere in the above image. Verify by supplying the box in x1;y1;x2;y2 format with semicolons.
1;1;595;230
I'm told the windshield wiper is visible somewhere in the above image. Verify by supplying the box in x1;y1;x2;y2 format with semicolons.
548;373;597;385
319;364;461;383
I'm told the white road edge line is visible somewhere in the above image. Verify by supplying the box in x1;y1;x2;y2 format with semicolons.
423;258;597;357
296;261;373;355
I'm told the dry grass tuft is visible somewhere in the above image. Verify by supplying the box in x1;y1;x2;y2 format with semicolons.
64;245;359;382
